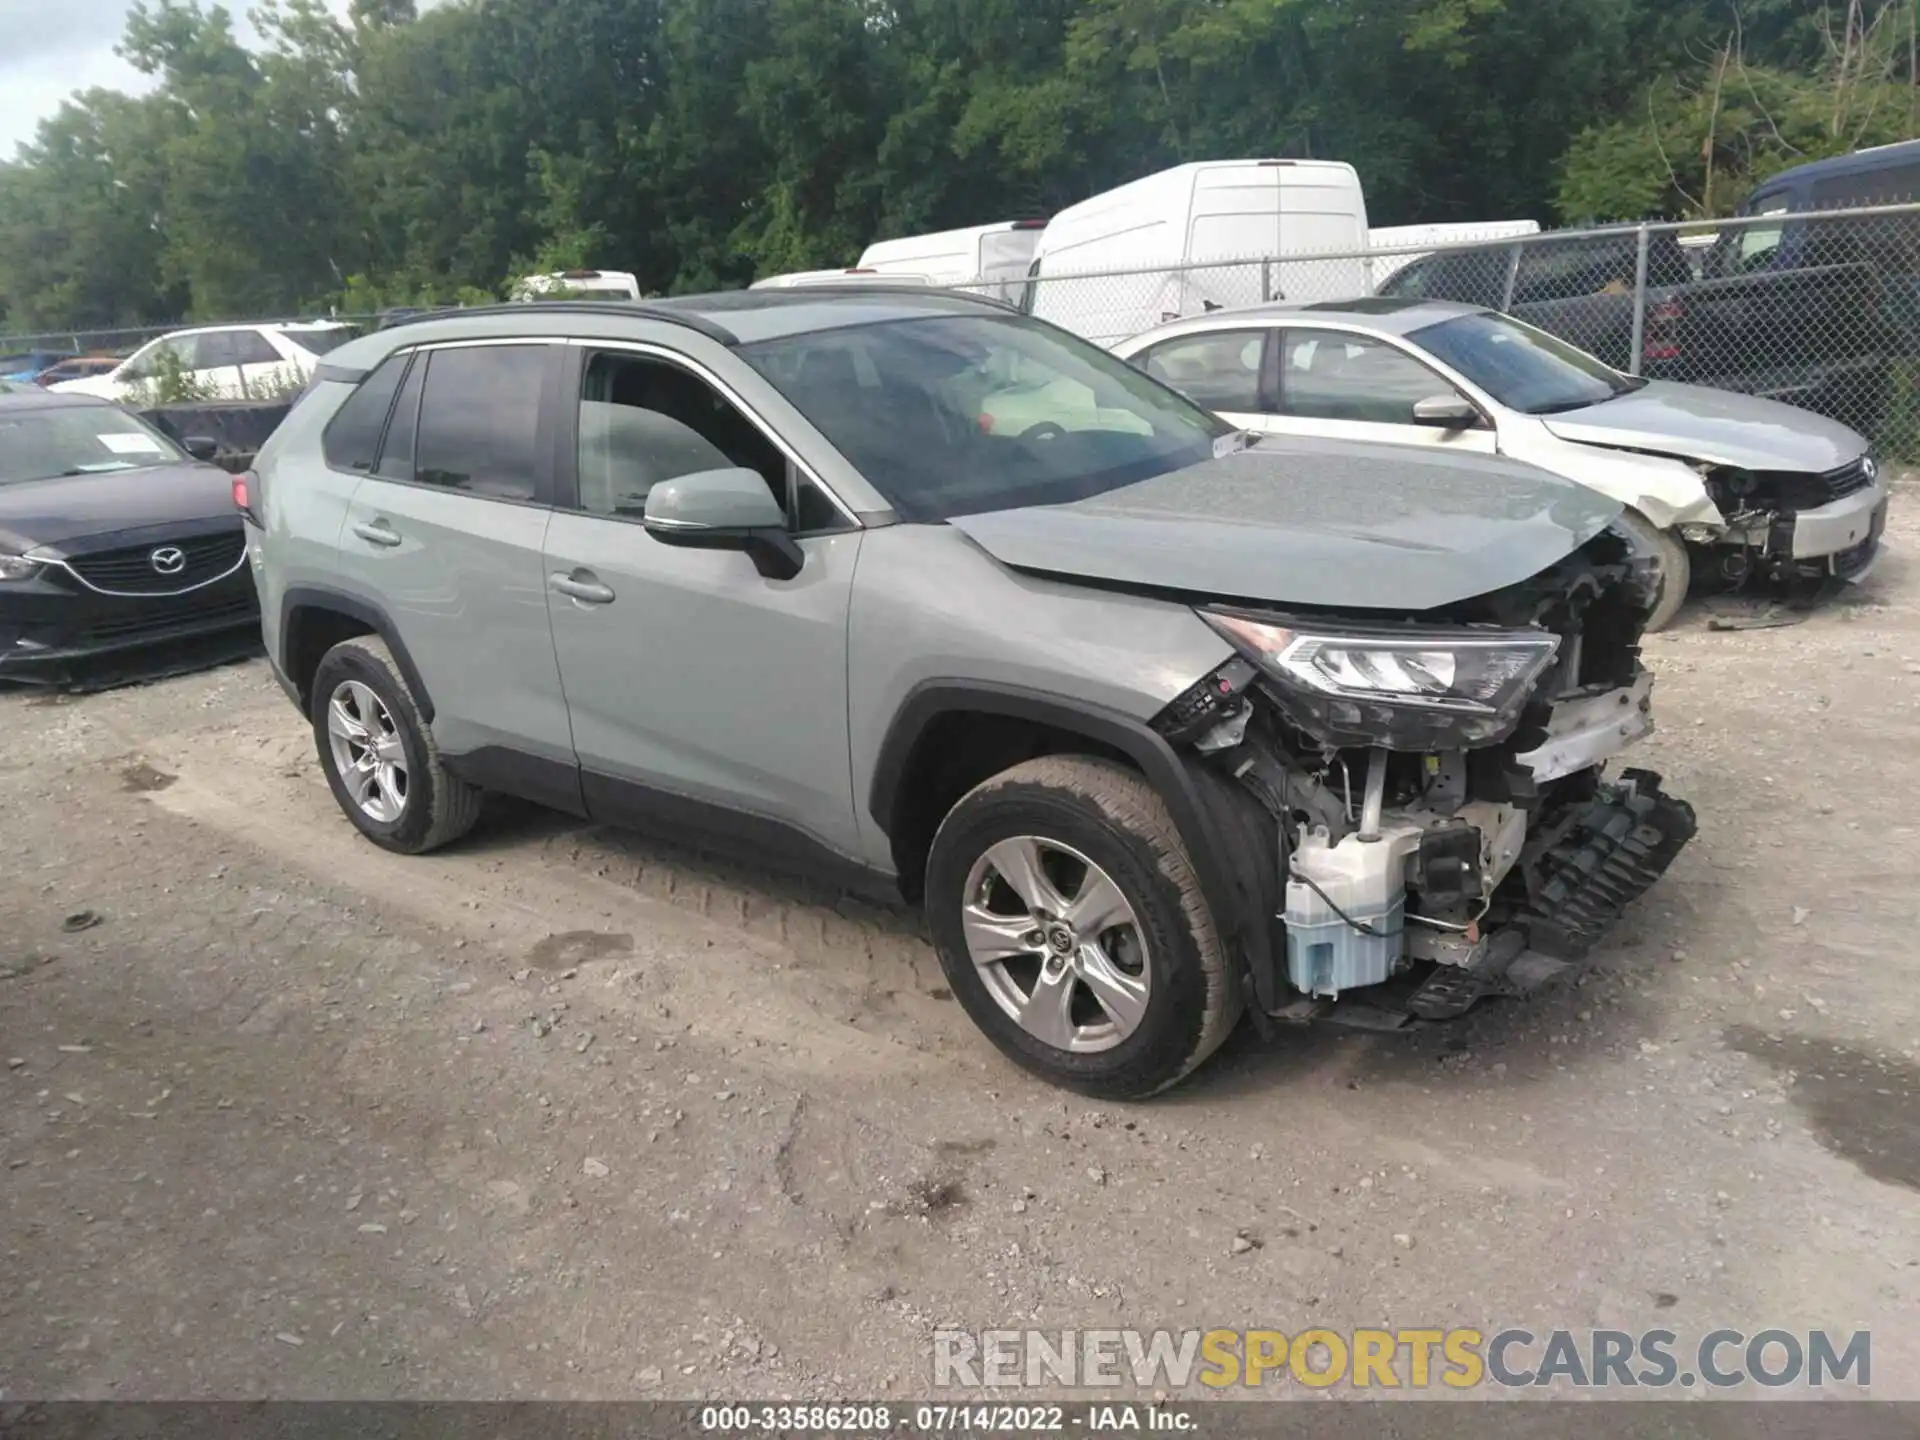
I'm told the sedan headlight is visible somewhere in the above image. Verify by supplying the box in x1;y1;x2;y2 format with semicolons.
0;554;41;582
1201;609;1560;750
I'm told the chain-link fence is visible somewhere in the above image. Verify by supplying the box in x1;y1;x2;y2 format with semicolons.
1019;200;1920;455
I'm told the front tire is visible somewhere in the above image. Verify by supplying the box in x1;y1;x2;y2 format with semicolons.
1616;508;1691;631
924;756;1241;1099
310;635;481;854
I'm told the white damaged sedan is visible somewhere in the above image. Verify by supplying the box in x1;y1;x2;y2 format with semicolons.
1116;299;1889;629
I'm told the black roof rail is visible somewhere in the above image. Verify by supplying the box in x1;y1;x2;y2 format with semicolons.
380;300;741;346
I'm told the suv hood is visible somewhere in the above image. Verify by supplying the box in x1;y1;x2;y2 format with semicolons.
0;462;235;552
947;435;1623;612
1541;380;1867;473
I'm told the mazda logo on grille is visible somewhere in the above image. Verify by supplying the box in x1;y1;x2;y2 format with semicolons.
149;546;187;575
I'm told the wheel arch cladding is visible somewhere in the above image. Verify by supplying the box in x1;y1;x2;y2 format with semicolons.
868;681;1277;1019
280;586;436;723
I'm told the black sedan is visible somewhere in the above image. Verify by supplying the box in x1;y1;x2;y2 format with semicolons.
0;390;259;685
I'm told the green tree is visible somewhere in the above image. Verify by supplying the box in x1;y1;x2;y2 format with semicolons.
1560;0;1920;219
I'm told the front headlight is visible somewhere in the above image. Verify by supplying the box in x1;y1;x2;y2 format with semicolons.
1201;610;1560;750
0;554;41;582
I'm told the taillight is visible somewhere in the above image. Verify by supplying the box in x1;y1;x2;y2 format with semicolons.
1643;297;1685;362
234;471;261;526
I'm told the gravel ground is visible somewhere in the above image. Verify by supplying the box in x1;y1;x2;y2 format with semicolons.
1;491;1917;1403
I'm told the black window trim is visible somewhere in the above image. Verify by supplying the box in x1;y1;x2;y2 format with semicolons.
1274;322;1487;427
1132;325;1276;415
339;338;568;510
554;338;862;538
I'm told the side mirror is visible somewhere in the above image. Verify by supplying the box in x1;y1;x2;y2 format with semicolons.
1411;394;1481;430
642;467;804;581
182;435;221;462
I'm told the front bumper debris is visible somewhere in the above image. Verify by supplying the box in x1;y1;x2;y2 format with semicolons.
1276;770;1697;1029
1515;674;1654;784
1408;769;1696;1019
1513;767;1697;960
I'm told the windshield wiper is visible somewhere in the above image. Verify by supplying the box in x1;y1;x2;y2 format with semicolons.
1526;398;1607;416
55;463;137;477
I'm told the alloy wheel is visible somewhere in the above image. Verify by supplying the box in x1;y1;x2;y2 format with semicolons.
959;835;1151;1054
326;680;409;824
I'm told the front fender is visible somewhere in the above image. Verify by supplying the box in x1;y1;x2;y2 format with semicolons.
1510;434;1727;534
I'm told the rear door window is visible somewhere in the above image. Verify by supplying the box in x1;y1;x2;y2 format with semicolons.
1134;330;1267;412
232;330;285;366
410;345;550;502
1380;249;1505;306
1513;238;1639;303
194;331;241;371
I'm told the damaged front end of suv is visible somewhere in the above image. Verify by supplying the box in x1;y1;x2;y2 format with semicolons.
947;431;1698;1038
1151;519;1696;1029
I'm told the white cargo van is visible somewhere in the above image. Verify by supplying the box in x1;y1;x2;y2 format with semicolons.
513;269;642;301
1028;160;1370;346
1367;220;1540;288
857;220;1049;300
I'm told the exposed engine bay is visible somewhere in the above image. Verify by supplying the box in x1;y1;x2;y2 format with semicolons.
1154;522;1698;1026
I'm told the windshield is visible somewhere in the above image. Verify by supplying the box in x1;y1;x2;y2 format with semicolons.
1410;311;1641;415
0;405;184;485
740;313;1231;521
282;326;356;356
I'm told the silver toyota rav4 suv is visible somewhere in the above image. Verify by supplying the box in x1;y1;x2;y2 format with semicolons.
246;288;1695;1098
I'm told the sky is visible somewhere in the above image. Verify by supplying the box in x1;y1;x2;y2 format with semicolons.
0;0;365;160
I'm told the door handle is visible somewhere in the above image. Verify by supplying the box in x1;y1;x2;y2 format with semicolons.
351;520;403;548
549;571;615;605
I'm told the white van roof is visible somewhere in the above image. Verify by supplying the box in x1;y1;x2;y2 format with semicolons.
1044;159;1360;227
859;220;1048;274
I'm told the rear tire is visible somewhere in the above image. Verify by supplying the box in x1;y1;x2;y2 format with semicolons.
310;636;481;854
924;756;1241;1099
1616;508;1691;632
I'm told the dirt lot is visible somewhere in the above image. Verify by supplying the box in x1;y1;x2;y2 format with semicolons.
2;493;1919;1404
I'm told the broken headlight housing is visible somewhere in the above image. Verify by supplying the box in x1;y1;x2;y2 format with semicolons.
1200;609;1560;751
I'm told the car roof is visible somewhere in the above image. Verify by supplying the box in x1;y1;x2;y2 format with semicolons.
1128;297;1488;342
0;387;117;413
328;286;1020;372
144;319;349;339
1751;138;1920;195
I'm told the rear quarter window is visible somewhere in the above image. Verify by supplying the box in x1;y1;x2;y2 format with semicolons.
320;353;410;473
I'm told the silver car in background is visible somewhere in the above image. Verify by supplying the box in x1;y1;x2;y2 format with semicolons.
1116;299;1889;629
